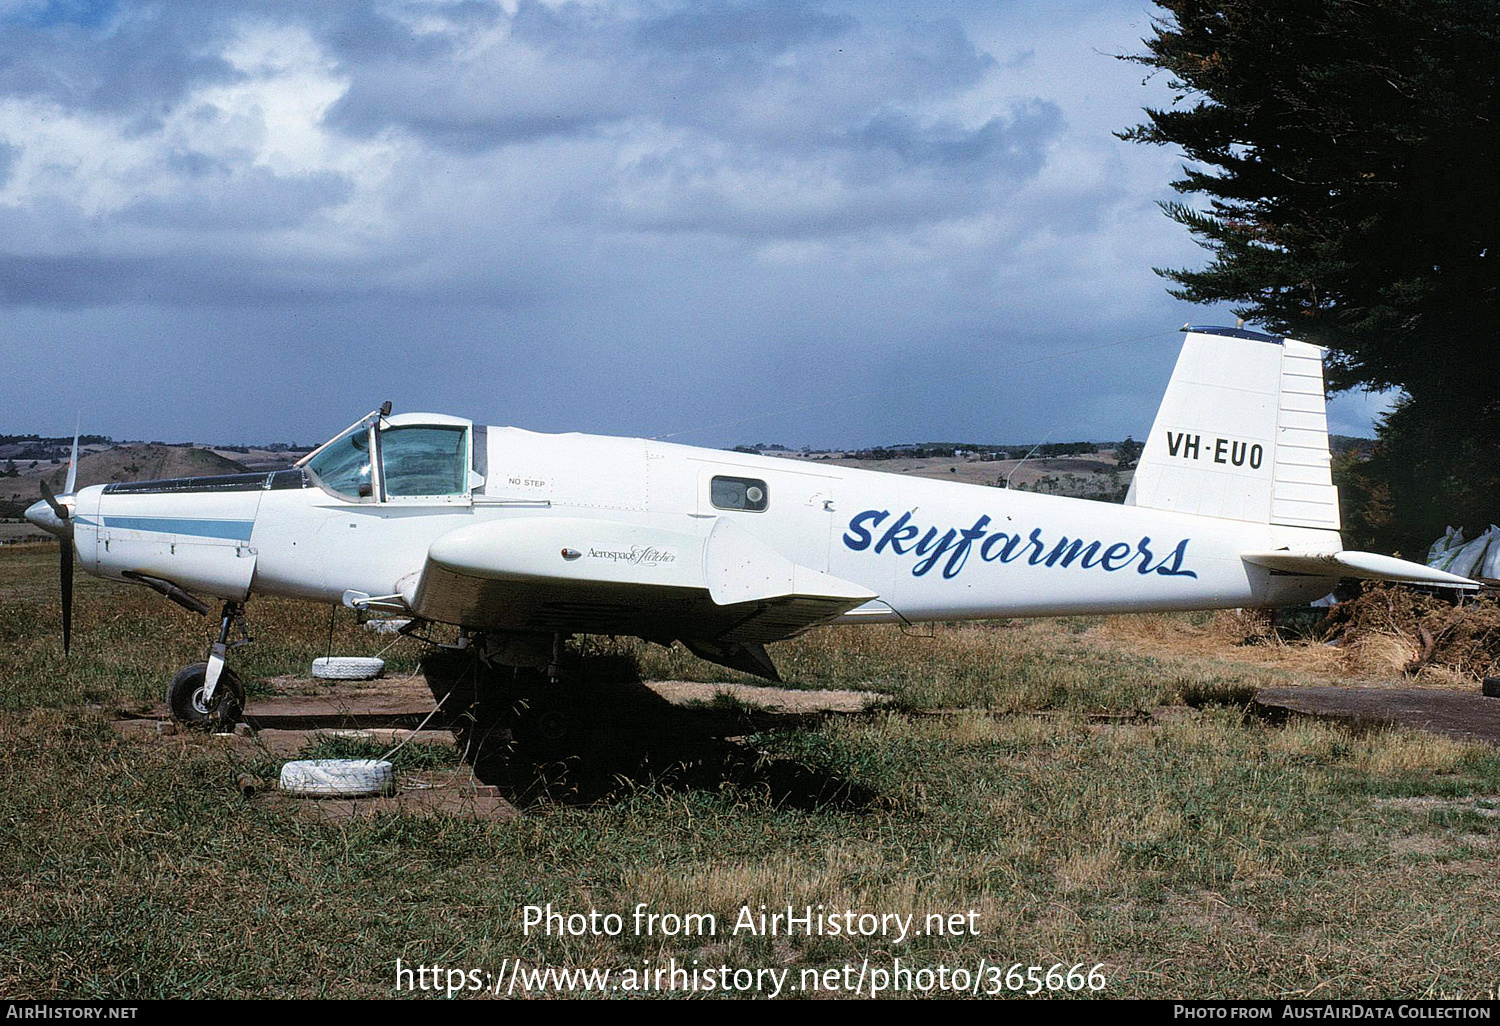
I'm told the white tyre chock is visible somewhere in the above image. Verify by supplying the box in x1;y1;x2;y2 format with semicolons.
279;759;395;797
310;656;386;680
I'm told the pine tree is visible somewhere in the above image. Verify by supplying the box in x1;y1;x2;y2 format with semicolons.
1120;0;1499;552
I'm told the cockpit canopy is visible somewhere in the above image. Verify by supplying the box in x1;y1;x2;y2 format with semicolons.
303;412;475;502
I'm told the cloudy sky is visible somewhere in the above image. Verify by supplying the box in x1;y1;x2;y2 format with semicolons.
0;0;1391;449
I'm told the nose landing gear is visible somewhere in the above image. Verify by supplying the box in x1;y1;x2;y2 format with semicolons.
168;601;252;731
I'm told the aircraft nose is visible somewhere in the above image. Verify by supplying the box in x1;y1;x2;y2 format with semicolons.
24;498;71;540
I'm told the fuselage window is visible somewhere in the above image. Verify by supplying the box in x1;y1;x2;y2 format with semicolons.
380;425;468;497
711;475;769;512
305;427;374;499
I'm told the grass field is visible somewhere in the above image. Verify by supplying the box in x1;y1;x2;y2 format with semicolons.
1;541;1497;1000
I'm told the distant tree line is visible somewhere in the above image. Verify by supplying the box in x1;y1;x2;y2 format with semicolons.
1013;472;1130;504
0;434;112;446
735;440;1141;460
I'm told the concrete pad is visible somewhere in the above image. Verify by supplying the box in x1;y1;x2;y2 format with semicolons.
646;680;884;714
133;693;452;730
1256;686;1500;745
252;727;455;758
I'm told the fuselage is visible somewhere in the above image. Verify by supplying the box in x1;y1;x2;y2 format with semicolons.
61;417;1340;631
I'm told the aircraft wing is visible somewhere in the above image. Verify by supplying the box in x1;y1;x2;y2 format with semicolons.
1241;549;1479;589
404;516;877;645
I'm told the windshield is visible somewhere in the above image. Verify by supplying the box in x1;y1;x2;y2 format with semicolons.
305;427;373;499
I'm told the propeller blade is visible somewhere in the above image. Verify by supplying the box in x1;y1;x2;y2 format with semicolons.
60;537;73;656
38;471;76;654
65;419;79;495
38;478;69;521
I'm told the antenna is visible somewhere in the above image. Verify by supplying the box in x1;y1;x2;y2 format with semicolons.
65;412;80;494
1003;428;1057;489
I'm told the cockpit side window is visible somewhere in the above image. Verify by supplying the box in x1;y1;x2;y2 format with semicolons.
380;425;468;498
305;427;374;500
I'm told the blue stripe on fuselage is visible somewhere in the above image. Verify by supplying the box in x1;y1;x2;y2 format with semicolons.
102;516;255;542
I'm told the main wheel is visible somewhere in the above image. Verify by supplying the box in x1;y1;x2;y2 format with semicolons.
420;652;580;780
168;662;245;729
510;687;579;762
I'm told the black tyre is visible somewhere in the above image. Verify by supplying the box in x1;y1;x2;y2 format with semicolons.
509;685;580;763
422;652;580;779
168;662;245;729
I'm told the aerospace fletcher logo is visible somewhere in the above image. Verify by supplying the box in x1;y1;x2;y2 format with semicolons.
843;510;1197;581
588;545;677;567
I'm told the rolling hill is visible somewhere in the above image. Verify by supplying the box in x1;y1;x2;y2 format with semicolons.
0;445;252;521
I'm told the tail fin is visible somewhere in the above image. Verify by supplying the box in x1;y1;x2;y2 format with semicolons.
1125;325;1339;529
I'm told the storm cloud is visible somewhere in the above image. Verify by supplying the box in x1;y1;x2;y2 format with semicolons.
0;0;1298;449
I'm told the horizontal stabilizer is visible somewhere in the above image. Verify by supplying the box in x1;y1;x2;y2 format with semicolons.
1242;550;1479;590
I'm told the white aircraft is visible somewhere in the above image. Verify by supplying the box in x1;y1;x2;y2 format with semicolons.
25;325;1476;747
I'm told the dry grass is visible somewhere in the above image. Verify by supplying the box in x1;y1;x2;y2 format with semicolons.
1267;720;1476;775
1091;605;1497;690
4;545;1500;999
